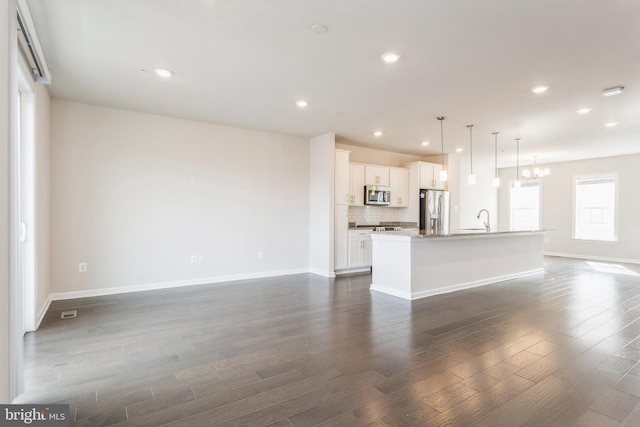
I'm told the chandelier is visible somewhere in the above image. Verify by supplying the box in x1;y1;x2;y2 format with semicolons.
522;156;550;179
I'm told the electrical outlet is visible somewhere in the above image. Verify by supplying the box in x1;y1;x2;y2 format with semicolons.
190;176;197;186
79;263;87;273
190;255;198;264
258;251;264;260
199;255;205;263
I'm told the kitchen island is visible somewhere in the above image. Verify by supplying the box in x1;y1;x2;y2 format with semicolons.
370;230;545;300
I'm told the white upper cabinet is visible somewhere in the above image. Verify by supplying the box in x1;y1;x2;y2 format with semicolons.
334;150;350;205
389;167;409;207
349;163;365;206
365;165;390;186
419;163;435;189
432;163;446;190
416;162;446;190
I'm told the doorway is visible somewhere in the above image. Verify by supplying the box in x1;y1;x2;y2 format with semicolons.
17;62;36;334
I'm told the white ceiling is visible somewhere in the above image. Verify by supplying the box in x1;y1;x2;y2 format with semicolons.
26;0;640;166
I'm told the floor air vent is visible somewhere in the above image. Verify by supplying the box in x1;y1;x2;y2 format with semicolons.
61;310;77;319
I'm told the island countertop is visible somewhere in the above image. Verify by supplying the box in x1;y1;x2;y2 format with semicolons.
371;229;545;239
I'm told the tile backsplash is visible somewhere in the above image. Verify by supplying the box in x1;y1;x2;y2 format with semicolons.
348;206;401;225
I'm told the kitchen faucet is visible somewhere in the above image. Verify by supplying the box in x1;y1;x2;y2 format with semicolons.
477;209;490;231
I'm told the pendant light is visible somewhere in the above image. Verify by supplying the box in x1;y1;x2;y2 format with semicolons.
437;116;447;182
467;125;476;185
492;132;500;187
513;138;521;188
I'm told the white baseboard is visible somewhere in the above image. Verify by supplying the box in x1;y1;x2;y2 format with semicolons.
308;268;336;278
371;268;544;301
49;268;310;301
369;285;412;300
545;252;640;265
35;295;52;329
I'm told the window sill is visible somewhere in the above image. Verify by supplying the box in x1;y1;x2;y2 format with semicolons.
572;238;618;244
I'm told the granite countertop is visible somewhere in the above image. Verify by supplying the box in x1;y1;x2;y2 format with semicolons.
348;222;418;230
371;229;545;238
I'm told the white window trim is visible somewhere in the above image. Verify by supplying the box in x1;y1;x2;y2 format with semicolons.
572;172;619;242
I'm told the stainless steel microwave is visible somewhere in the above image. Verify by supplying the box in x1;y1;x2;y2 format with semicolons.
364;185;391;205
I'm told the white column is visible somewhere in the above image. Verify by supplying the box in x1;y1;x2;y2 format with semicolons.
308;133;336;277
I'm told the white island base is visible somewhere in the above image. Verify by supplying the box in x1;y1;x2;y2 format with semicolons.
370;231;545;300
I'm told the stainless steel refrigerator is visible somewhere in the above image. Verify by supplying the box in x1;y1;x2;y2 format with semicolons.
419;189;451;235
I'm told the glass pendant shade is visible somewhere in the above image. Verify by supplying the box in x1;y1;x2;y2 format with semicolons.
468;174;476;185
440;169;448;182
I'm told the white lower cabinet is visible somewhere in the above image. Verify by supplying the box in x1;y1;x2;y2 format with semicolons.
348;230;372;268
334;206;349;270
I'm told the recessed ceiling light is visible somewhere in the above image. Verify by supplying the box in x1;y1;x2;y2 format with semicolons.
456;147;463;152
296;100;308;108
602;86;624;97
373;131;383;137
531;85;549;94
153;68;174;78
381;52;401;63
576;107;592;114
421;141;430;146
605;122;618;127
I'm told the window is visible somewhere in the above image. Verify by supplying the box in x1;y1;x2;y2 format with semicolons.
509;181;540;231
574;174;617;241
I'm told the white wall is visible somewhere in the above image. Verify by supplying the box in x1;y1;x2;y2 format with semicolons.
50;100;310;297
498;154;640;263
308;133;335;276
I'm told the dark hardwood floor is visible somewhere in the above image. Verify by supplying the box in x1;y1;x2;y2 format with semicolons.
16;256;640;426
